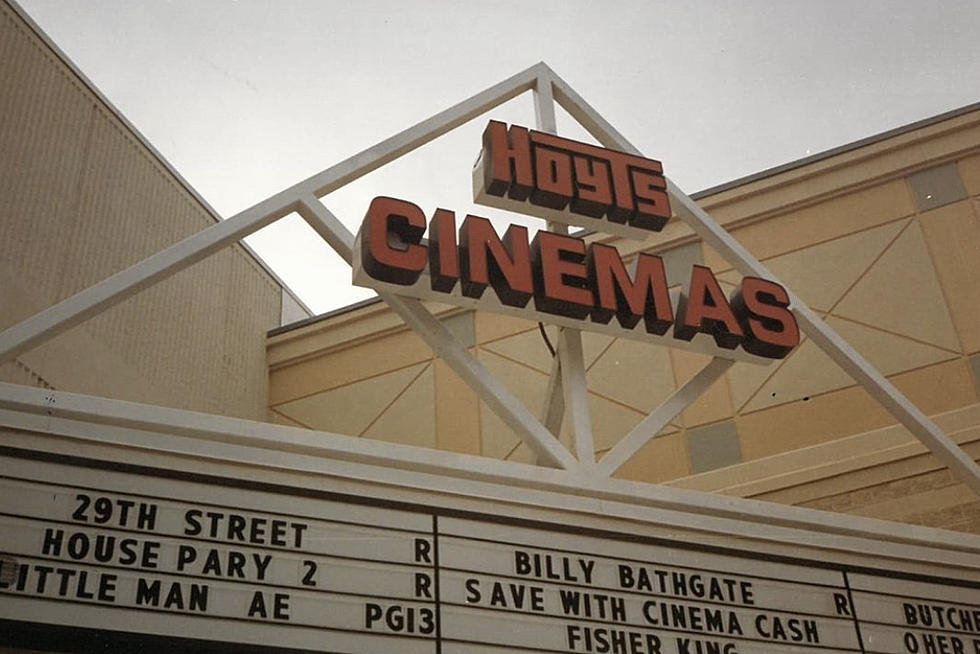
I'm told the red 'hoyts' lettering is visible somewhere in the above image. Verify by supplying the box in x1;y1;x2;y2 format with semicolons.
480;120;672;232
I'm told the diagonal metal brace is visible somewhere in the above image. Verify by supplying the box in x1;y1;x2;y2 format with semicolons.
596;357;734;477
546;62;980;495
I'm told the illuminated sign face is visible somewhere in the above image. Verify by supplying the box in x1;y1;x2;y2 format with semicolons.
353;123;799;362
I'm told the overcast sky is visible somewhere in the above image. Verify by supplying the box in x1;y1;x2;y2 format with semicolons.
17;0;980;314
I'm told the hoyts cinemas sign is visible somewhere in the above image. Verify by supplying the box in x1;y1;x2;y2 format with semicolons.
475;120;671;235
352;122;799;361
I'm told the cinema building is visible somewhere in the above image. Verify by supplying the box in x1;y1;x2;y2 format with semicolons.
2;1;980;652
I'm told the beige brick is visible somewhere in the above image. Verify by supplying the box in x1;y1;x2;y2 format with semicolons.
892;358;979;415
475;312;538;344
958;153;980;195
833;221;960;351
269;331;433;405
702;181;914;273
718;221;906;312
276;363;428;435
435;359;481;455
738;385;893;461
587;339;675;414
482;326;559;374
612;430;690;483
918;200;980;353
670;349;734;428
362;365;436;448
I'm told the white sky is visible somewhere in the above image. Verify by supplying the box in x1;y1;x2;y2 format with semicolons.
17;0;980;315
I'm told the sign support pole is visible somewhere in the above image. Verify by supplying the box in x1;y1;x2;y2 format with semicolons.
533;71;596;467
596;357;734;477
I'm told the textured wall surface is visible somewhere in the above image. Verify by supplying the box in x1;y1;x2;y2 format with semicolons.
0;2;282;419
268;102;980;531
670;404;980;534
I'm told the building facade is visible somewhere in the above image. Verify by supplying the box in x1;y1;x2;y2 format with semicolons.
2;0;979;652
269;104;980;532
1;0;307;421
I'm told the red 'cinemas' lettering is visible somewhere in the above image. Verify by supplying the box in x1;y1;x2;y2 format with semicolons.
480;120;672;232
355;197;799;359
674;266;745;350
588;244;673;335
729;277;799;359
532;231;592;318
428;208;459;292
359;196;427;285
459;214;533;307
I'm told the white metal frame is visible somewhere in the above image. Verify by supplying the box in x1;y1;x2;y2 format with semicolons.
1;62;978;495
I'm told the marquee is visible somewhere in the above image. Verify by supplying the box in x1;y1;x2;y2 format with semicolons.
0;406;977;653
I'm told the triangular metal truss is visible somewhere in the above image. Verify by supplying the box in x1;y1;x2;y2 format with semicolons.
2;62;978;494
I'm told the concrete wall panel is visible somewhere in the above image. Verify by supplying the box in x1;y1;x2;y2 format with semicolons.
1;1;282;419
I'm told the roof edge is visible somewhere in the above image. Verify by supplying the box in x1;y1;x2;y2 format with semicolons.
690;100;980;200
267;296;382;338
